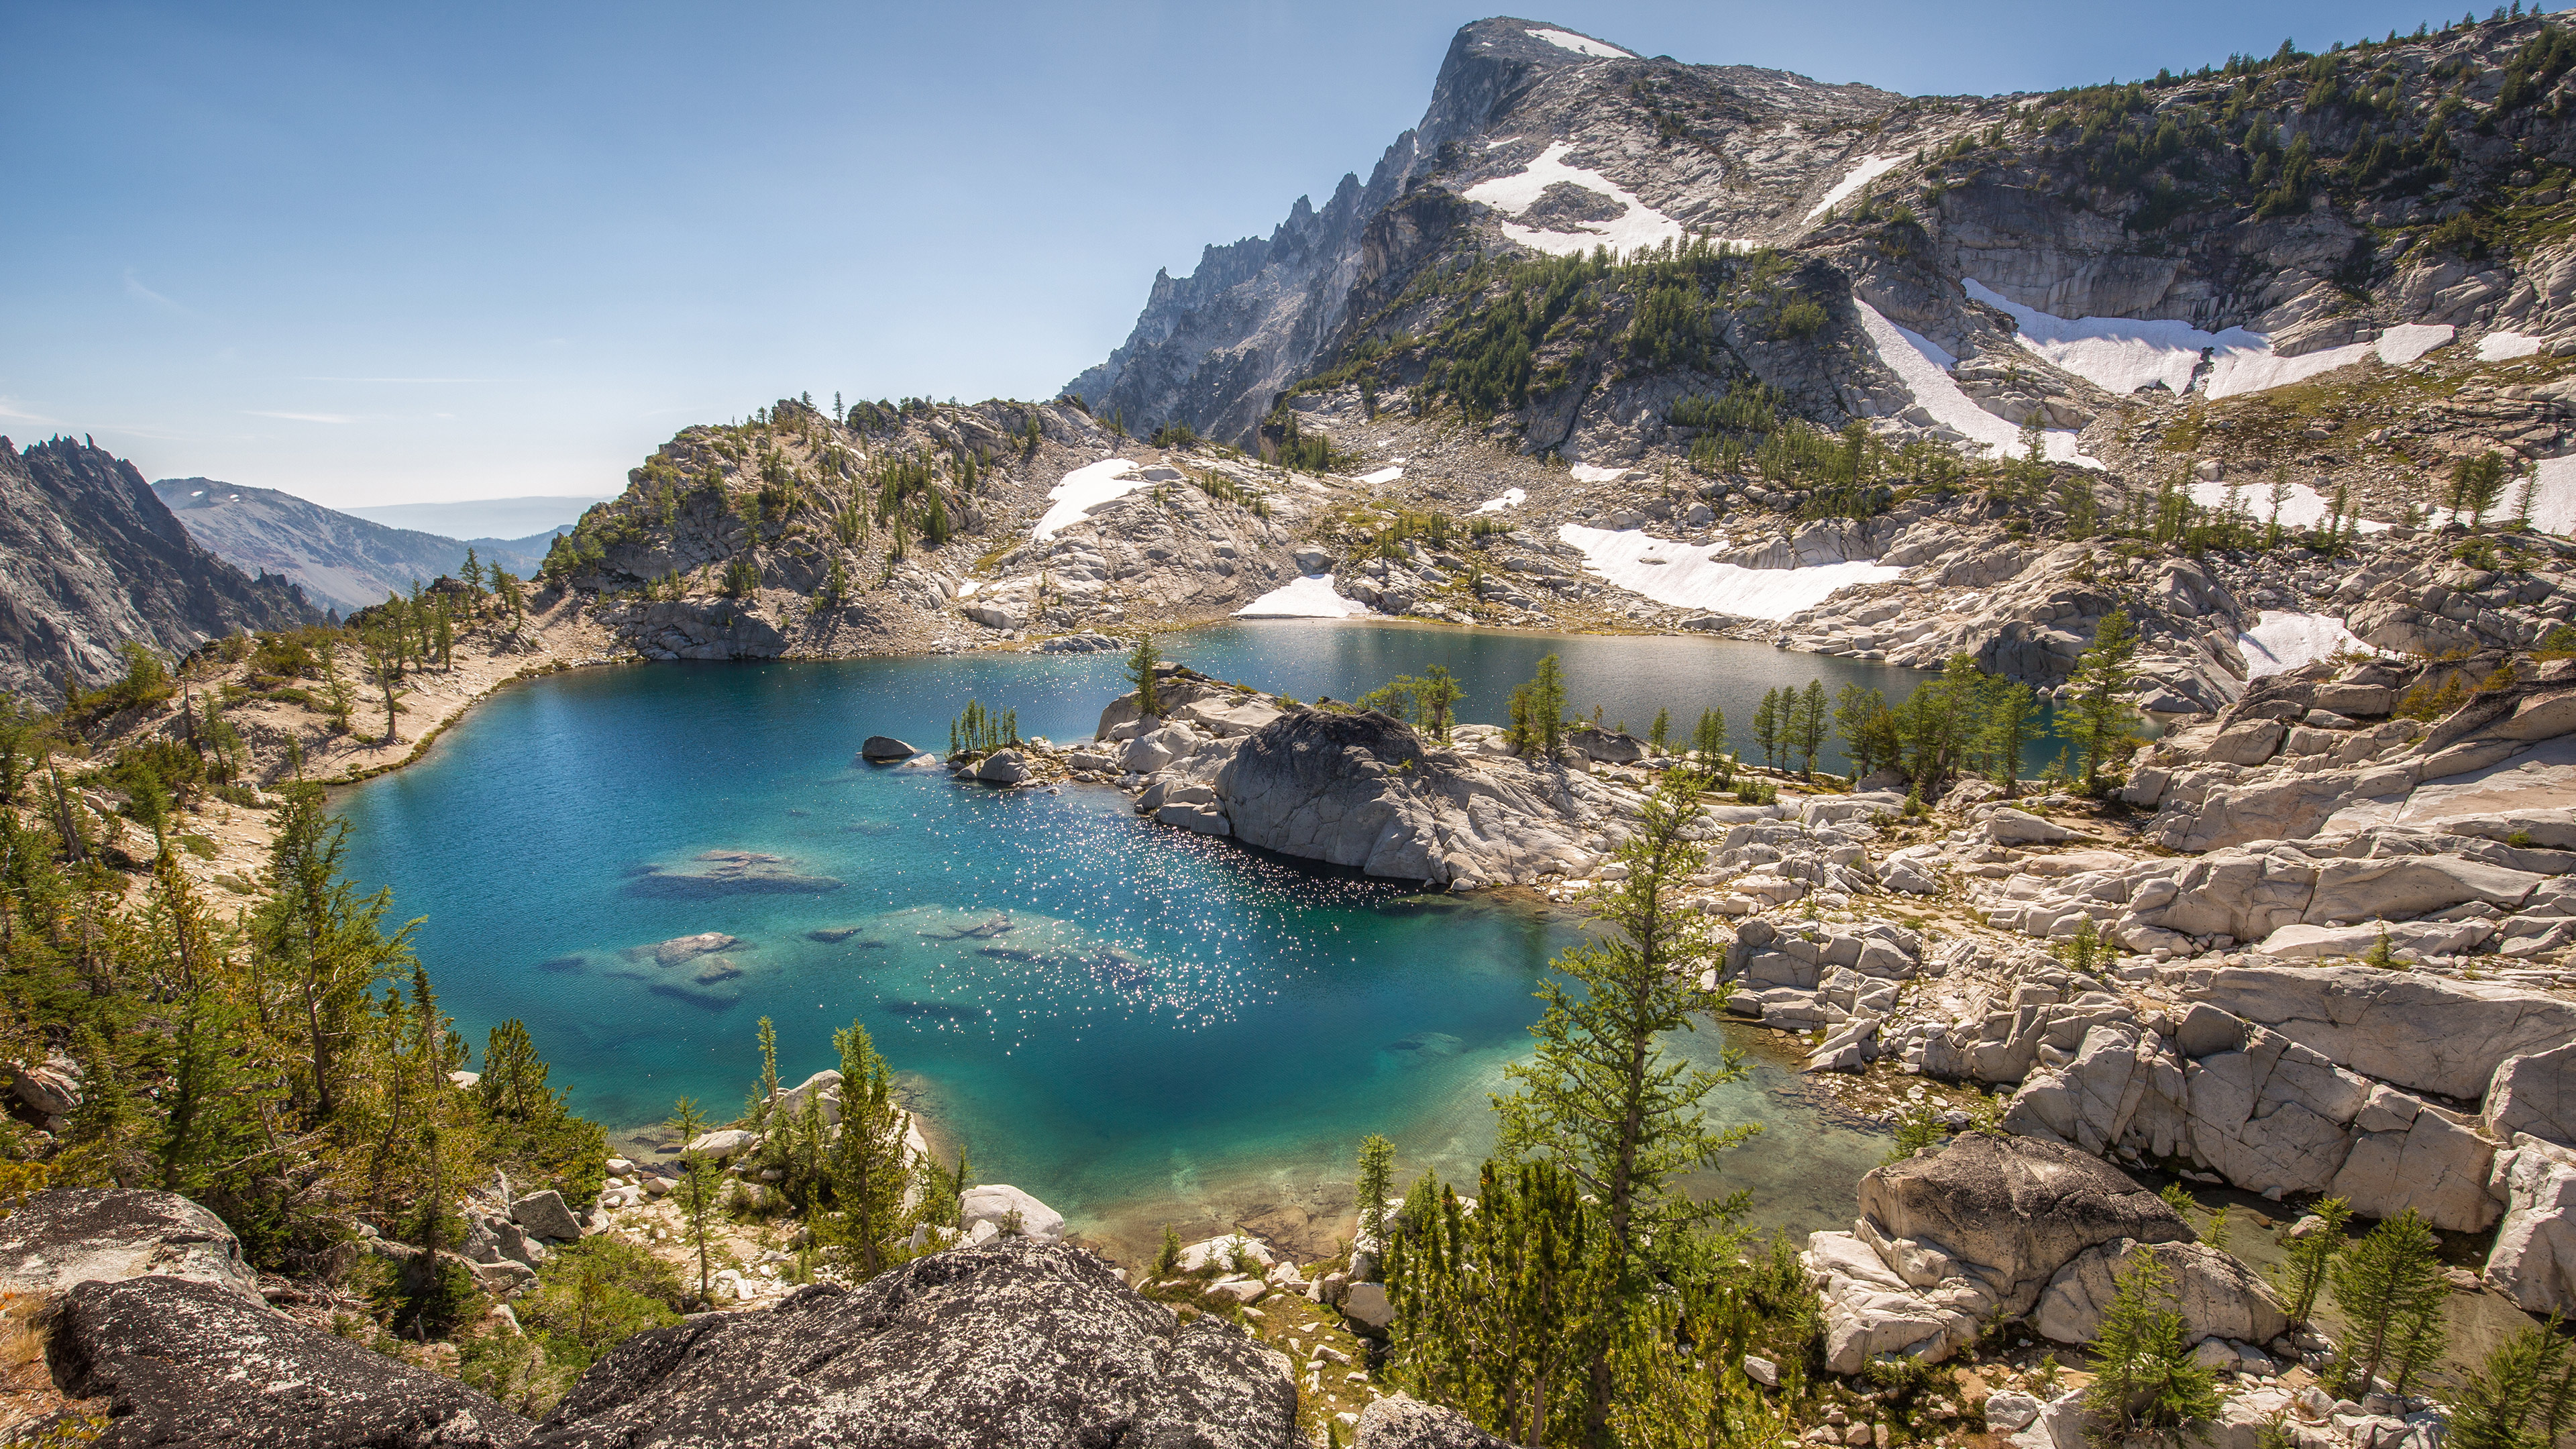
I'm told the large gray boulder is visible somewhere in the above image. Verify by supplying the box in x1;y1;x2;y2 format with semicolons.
2200;964;2576;1101
1807;1135;2189;1374
0;1188;261;1306
2029;1239;2290;1348
2487;1044;2576;1147
857;735;916;762
1210;709;1596;886
1355;1393;1509;1448
2487;1134;2576;1313
957;1183;1065;1243
531;1240;1295;1448
1858;1134;2189;1318
50;1273;533;1448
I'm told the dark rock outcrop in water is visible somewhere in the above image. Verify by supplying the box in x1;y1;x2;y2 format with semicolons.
625;850;845;897
52;1273;532;1448
532;1240;1298;1448
0;437;318;699
1202;708;1603;886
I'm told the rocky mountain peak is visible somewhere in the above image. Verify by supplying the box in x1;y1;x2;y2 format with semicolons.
0;436;320;698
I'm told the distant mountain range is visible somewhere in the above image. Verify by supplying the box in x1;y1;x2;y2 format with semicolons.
0;439;317;699
343;494;605;542
153;478;574;616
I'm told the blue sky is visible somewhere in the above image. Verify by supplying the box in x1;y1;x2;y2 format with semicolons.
1;1;2502;508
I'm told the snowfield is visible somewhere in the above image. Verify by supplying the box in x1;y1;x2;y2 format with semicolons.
2503;456;2576;535
1236;574;1367;619
1525;27;1631;58
1033;458;1143;541
1476;488;1527;514
1462;142;1686;259
2239;610;2384;678
1360;466;1405;485
1857;302;2096;467
1962;280;2457;400
1807;155;1902;219
2186;478;2389;533
2481;331;2548;362
1569;463;1626;483
1558;525;1902;619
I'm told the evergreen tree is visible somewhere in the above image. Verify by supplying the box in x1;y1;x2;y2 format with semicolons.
1387;1162;1601;1446
2276;1197;2353;1327
2084;1248;2222;1438
2452;1318;2576;1449
1752;688;1783;770
1356;1134;1395;1244
255;786;413;1128
1126;635;1162;718
1520;655;1569;757
2329;1207;2449;1394
825;1020;915;1279
1690;708;1727;769
2061;610;2141;794
1979;675;2038;794
1648;708;1670;757
1493;775;1756;1442
1790;680;1829;778
665;1097;719;1305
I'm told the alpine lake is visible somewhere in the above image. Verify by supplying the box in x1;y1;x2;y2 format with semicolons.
337;621;1950;1259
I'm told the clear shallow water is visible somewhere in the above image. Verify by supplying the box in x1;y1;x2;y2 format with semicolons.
336;623;1905;1250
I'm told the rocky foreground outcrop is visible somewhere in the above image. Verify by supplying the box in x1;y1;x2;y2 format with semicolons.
531;1240;1296;1448
0;1187;1298;1449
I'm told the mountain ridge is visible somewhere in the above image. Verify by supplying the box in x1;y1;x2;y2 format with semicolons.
153;477;561;615
0;438;319;699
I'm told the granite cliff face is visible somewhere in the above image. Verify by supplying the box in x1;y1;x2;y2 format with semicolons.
0;438;318;700
1072;13;2576;454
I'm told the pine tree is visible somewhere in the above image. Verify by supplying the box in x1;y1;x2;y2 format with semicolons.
2062;609;2141;794
826;1020;916;1279
255;786;413;1128
1792;679;1829;778
1648;708;1670;756
2330;1207;2449;1394
1387;1163;1601;1446
1356;1134;1395;1245
1126;635;1162;718
1752;688;1782;770
1493;775;1756;1442
665;1098;719;1305
1523;655;1569;757
2452;1318;2576;1449
1690;708;1727;769
1980;676;2038;795
2084;1248;2222;1438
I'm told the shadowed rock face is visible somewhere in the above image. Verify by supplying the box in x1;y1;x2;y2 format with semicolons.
0;437;318;700
50;1274;532;1448
533;1240;1297;1449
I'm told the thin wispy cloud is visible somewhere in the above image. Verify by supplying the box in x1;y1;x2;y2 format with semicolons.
122;268;195;315
293;376;503;384
245;409;358;424
0;398;62;426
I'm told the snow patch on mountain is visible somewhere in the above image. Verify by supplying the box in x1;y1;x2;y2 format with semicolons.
1558;525;1902;619
2239;610;2384;678
1963;280;2457;401
1463;142;1685;259
1807;155;1902;219
1236;574;1368;618
1525;27;1632;58
1033;458;1142;541
1858;302;2096;468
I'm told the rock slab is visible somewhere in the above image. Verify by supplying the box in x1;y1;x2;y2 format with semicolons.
531;1240;1295;1448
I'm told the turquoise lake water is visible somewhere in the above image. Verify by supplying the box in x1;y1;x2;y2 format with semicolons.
335;623;1923;1252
